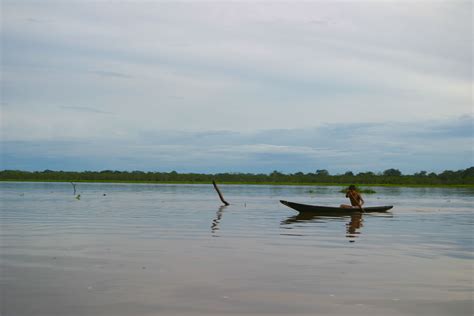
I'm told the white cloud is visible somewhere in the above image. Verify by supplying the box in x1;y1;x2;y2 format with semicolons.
1;1;472;171
2;116;472;173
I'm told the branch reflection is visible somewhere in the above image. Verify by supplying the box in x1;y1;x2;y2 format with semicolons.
211;205;227;236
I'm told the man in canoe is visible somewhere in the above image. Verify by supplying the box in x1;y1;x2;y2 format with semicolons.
340;185;364;209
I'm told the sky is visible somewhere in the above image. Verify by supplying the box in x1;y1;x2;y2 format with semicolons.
1;0;473;174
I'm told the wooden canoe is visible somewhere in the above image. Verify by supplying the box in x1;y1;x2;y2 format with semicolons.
280;200;393;213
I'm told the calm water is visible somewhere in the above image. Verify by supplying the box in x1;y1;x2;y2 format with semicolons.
1;182;473;316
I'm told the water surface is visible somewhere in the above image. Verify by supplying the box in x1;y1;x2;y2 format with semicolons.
1;182;473;315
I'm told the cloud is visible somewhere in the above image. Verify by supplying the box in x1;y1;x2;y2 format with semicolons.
396;115;473;139
59;106;113;114
2;116;472;173
1;1;472;173
91;70;132;79
2;2;471;132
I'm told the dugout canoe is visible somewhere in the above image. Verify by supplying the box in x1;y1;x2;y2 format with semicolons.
280;200;393;213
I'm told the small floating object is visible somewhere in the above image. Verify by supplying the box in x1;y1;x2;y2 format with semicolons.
76;194;81;200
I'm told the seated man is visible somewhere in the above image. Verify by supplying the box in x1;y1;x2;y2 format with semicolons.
340;185;364;209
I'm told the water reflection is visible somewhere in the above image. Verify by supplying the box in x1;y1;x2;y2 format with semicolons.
345;213;363;239
281;212;392;241
211;205;227;236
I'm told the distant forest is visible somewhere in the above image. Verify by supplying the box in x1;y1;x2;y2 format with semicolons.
1;167;473;186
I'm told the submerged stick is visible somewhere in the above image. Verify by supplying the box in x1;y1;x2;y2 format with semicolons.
212;180;230;206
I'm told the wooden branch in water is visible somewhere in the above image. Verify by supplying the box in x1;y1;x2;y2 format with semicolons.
212;180;230;206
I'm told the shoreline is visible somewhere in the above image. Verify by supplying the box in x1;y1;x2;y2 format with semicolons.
1;179;473;188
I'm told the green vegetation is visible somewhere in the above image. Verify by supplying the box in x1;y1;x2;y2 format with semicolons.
1;167;473;186
339;187;377;194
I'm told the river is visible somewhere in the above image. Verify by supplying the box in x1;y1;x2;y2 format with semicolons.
1;182;472;316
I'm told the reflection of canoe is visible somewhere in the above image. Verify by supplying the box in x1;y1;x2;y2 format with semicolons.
280;200;393;213
282;212;364;227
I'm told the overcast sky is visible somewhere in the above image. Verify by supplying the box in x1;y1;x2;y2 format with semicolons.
1;0;472;174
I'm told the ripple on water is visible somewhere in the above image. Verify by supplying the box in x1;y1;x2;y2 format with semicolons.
1;182;473;316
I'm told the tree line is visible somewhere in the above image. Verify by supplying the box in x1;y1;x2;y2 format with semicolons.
1;167;473;185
